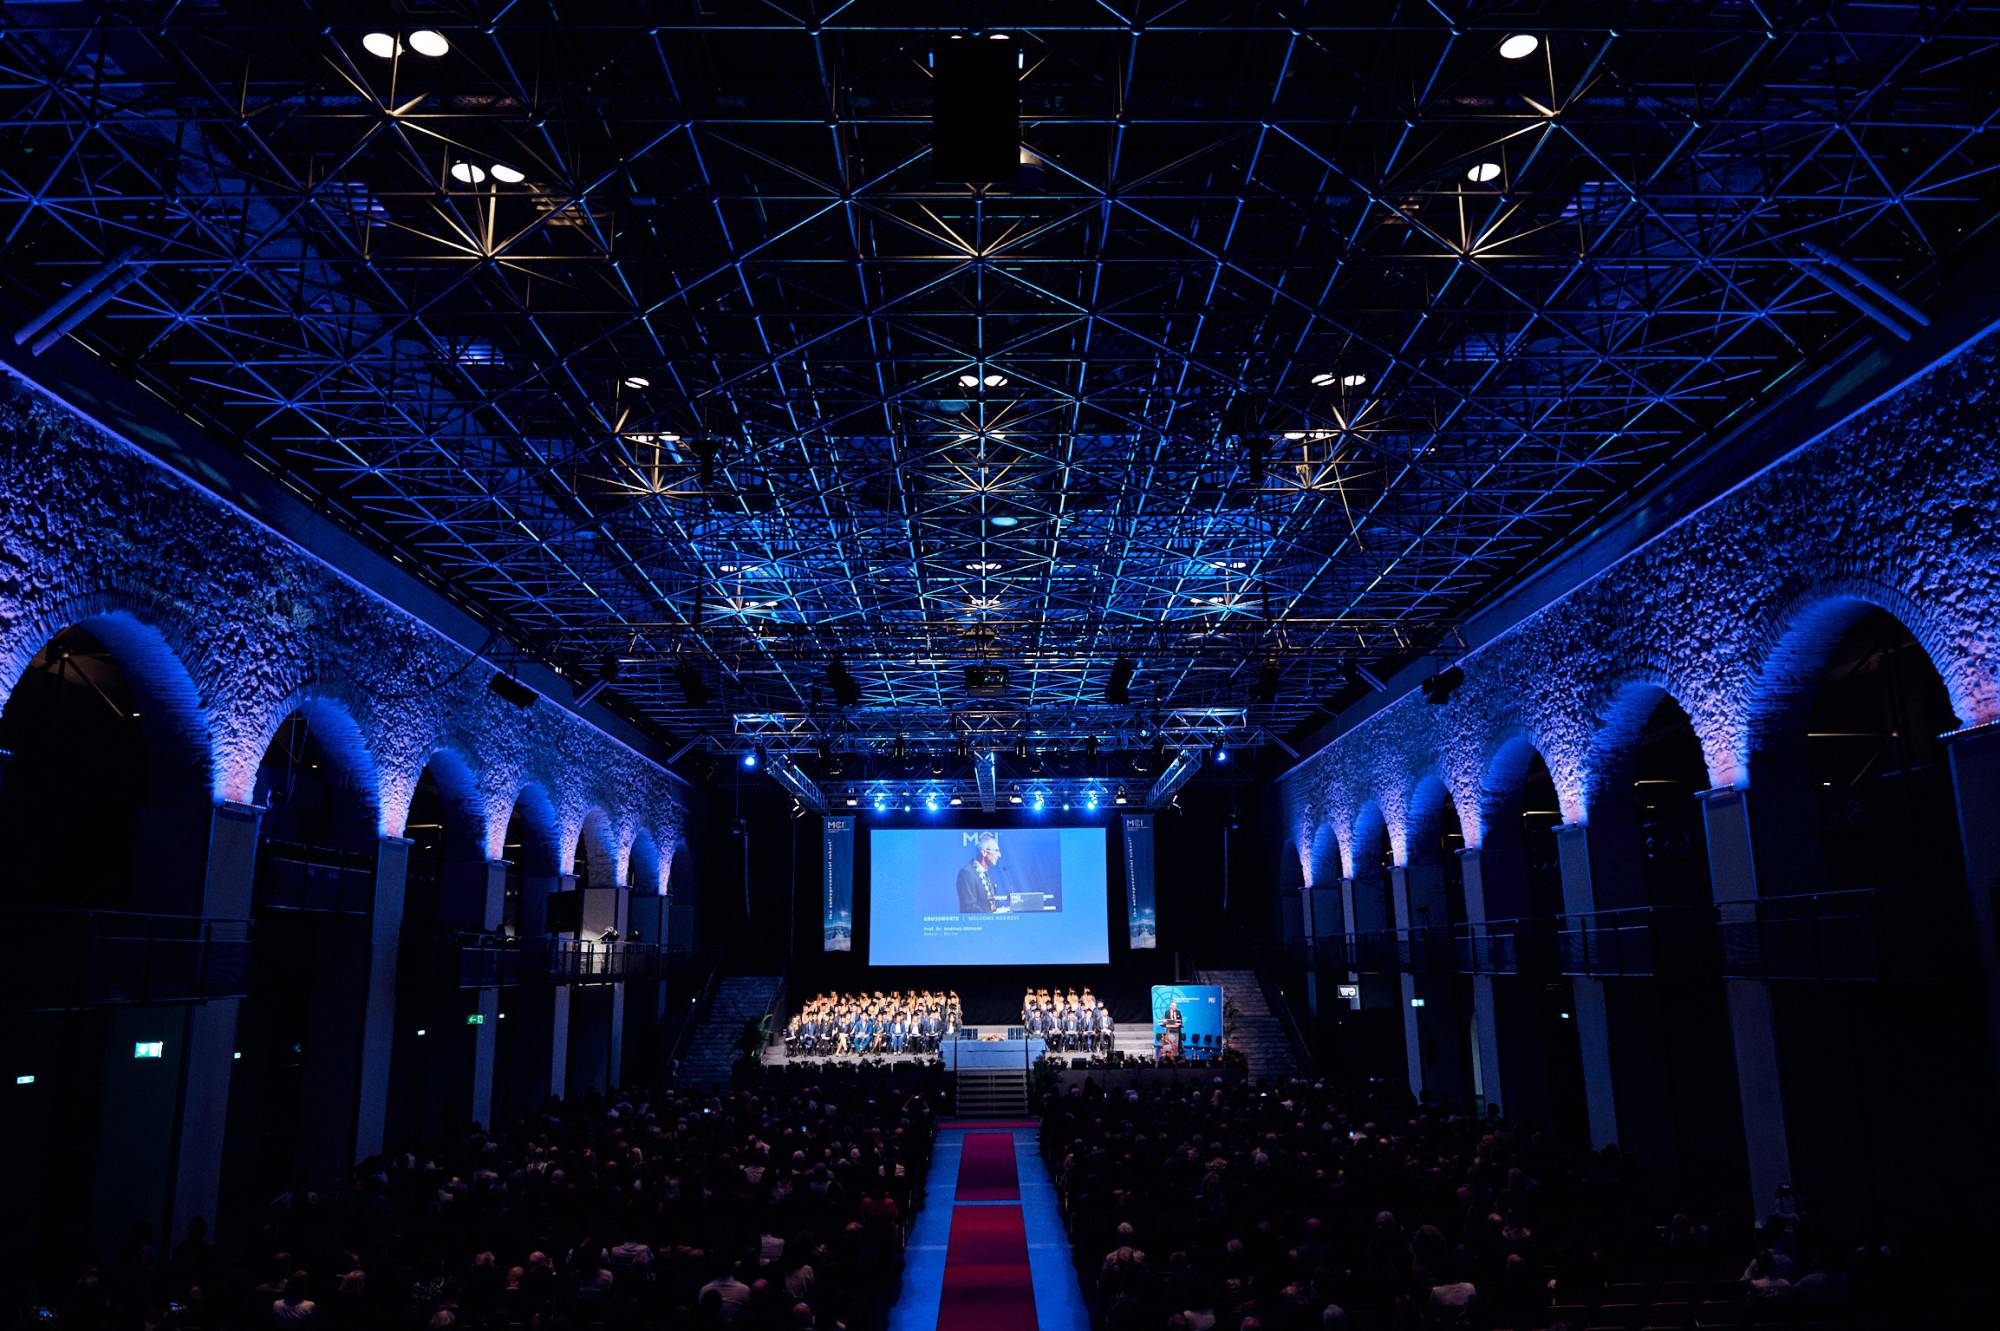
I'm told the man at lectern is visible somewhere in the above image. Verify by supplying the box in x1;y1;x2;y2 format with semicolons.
955;833;1006;913
1159;999;1184;1061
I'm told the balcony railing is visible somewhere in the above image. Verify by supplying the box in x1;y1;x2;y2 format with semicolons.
256;838;375;913
2;910;253;1010
1314;888;1960;983
416;932;672;988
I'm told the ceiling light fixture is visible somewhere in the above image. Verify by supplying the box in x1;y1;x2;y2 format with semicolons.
1309;372;1336;386
490;163;526;184
362;32;399;59
1499;33;1539;60
407;29;452;58
450;162;486;184
957;373;981;388
1342;373;1368;388
989;514;1019;528
982;373;1008;387
623;375;650;388
1467;161;1502;183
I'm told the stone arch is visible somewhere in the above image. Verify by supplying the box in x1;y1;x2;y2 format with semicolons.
1582;675;1723;820
400;742;487;856
571;806;616;885
244;689;383;841
1742;586;1965;778
1306;821;1342;891
1347;800;1395;933
666;840;693;898
626;826;663;894
1350;800;1391;869
1475;727;1556;845
0;597;214;799
498;781;563;875
1405;773;1462;860
1276;840;1304;893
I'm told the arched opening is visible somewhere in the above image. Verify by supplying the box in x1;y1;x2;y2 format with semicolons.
618;829;667;1085
1477;739;1586;1140
387;750;488;1148
1301;823;1343;1055
494;787;562;1120
566;811;620;1099
1404;781;1474;1109
1585;689;1744;1191
226;703;381;1202
666;842;696;952
1752;606;1989;1226
0;620;215;1266
1344;803;1404;1075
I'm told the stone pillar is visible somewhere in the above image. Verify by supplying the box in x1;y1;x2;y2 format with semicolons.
1459;848;1505;1116
1699;787;1794;1220
512;872;572;1107
1389;865;1425;1099
166;800;261;1247
351;836;410;1163
1555;823;1621;1152
468;859;508;1128
1946;722;2000;1094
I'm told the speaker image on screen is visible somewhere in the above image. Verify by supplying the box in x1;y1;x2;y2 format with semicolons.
933;40;1020;182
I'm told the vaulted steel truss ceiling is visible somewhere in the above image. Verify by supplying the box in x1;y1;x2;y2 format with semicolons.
2;3;1995;762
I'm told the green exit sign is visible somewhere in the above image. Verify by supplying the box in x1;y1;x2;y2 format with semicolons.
465;1013;485;1026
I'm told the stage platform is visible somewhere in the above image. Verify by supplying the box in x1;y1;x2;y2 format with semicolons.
941;1037;1044;1070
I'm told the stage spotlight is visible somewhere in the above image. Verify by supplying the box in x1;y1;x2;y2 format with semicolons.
1114;790;1128;805
827;655;862;706
1031;791;1046;812
407;29;451;57
1013;738;1028;761
1498;33;1539;59
893;734;908;761
1086;791;1100;811
450;162;487;185
925;793;940;812
362;32;399;58
1215;745;1229;765
1106;656;1135;705
741;747;761;770
674;662;716;706
1420;665;1466;704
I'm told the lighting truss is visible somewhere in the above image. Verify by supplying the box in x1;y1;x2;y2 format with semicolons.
1;4;1993;758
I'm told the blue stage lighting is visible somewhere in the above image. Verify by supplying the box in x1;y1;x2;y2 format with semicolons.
1216;746;1229;764
742;748;759;769
1031;791;1046;811
925;793;940;812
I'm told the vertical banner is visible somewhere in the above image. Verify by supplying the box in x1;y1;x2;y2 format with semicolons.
822;816;854;952
1122;813;1157;948
1151;983;1224;1061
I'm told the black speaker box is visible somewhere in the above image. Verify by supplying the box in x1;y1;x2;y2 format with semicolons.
933;40;1020;182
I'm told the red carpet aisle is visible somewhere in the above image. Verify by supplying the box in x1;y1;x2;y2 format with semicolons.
935;1130;1035;1329
890;1125;1085;1331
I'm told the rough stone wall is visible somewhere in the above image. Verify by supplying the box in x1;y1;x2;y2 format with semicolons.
0;386;685;890
1279;332;2000;877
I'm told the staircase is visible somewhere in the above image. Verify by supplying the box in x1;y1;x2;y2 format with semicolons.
1198;969;1302;1083
677;975;783;1088
955;1067;1030;1117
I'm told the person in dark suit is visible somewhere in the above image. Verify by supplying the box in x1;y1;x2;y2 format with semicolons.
955;834;1004;913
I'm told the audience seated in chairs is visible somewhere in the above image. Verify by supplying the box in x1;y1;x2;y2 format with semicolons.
1023;985;1114;1054
785;989;959;1059
1041;1075;1928;1331
6;1063;946;1331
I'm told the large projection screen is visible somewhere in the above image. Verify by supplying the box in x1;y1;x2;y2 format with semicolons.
867;826;1111;966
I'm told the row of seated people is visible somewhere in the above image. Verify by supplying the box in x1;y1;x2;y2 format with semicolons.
11;1062;948;1331
1023;986;1117;1052
1042;1075;1915;1331
785;989;962;1057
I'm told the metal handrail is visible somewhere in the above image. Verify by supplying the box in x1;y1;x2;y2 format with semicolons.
1247;939;1315;1074
2;909;254;1010
664;948;726;1075
257;837;375;913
